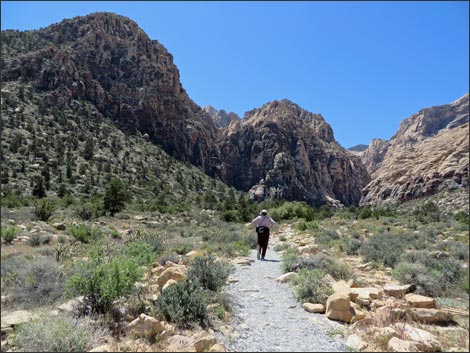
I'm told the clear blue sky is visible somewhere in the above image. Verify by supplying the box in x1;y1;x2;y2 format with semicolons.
2;1;469;148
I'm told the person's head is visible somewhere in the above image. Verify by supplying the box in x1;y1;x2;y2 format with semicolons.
260;209;268;216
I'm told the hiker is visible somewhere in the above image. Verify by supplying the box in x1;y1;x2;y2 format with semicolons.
251;209;276;260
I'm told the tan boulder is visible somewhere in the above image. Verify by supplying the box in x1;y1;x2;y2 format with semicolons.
1;310;38;330
88;344;114;352
346;334;367;351
383;283;413;298
332;280;352;294
350;287;382;301
410;308;454;324
302;303;325;313
326;293;355;323
276;272;298;283
405;293;437;309
209;343;226;352
157;267;186;288
388;337;419;352
401;324;442;352
193;335;217;352
128;313;165;338
162;279;177;291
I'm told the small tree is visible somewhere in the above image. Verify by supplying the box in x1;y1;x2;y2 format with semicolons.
83;136;94;161
103;178;126;216
32;175;46;198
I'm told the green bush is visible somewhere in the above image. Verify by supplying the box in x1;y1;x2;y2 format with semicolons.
315;229;341;250
66;245;143;314
292;269;333;304
13;314;104;352
69;224;102;244
393;250;464;297
187;255;230;292
154;279;208;328
1;225;19;243
358;233;405;268
33;198;55;221
296;254;354;281
121;241;156;267
454;211;469;225
344;237;362;255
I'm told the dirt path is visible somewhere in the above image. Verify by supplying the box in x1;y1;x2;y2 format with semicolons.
216;225;347;352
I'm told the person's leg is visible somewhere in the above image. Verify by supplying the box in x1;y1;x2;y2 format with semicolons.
257;234;262;259
261;232;270;259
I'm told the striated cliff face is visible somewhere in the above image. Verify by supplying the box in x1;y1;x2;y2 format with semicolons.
2;12;217;171
360;94;469;206
215;100;370;207
203;105;240;129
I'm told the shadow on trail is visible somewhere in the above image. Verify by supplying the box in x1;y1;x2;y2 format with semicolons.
259;259;280;263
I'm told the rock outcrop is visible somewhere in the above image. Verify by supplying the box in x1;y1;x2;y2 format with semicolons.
215;99;370;207
203;105;240;129
2;12;218;172
360;94;469;206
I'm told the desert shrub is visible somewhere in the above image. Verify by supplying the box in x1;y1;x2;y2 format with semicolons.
359;208;373;219
316;205;334;220
393;250;464;297
1;225;19;243
315;229;341;249
173;242;194;256
154;279;207;328
186;255;230;292
292;269;333;304
440;240;469;261
120;241;156;267
344;237;362;255
413;201;441;223
273;243;290;252
130;230;167;255
157;252;180;266
296;220;319;231
281;248;300;273
13;314;105;352
296;253;354;281
454;211;469;225
69;224;102;244
203;227;255;256
66;245;143;314
270;201;315;221
358;233;405;268
10;256;65;308
33;198;55;221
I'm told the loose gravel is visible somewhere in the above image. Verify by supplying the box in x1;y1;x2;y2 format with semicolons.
216;229;348;352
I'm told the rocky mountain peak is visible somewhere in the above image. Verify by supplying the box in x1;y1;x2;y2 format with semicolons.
203;105;240;129
242;99;335;143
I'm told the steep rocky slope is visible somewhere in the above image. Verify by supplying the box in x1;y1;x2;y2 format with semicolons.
215;100;370;207
1;12;217;172
203;105;240;129
360;94;469;205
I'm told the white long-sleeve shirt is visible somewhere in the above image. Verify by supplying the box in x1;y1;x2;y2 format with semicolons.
251;215;276;229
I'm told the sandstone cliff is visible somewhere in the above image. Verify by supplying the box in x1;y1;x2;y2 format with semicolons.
360;94;469;206
215;100;370;207
2;12;217;172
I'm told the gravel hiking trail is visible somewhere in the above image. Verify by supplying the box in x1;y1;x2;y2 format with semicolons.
216;225;347;352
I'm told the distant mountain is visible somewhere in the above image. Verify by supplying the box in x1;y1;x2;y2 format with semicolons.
1;12;218;173
203;105;240;129
215;99;370;207
1;12;373;208
360;94;469;206
348;144;368;152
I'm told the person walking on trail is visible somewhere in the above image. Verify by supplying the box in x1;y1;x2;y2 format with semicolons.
251;209;276;260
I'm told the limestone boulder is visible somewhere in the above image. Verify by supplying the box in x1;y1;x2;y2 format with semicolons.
346;334;367;351
276;272;298;283
405;293;437;309
401;324;442;352
387;337;419;352
128;313;165;338
193;335;217;352
1;310;38;331
302;303;325;313
325;293;355;323
383;284;413;298
410;308;454;324
157;267;186;288
209;343;227;352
